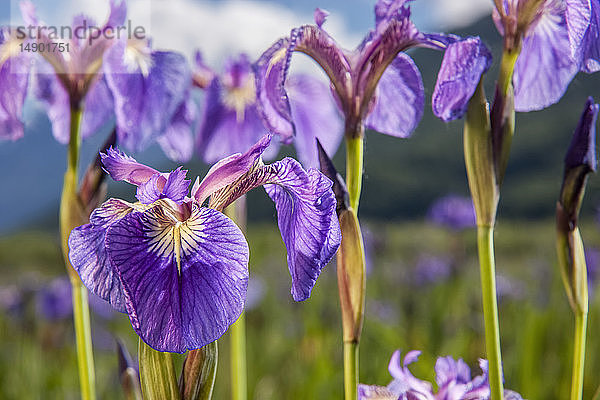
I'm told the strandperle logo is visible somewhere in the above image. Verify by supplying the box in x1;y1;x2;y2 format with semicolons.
12;19;147;46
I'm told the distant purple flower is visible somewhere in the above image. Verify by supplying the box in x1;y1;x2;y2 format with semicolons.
194;52;341;168
69;135;340;352
0;28;32;141
495;275;526;302
358;350;524;400
256;1;464;143
414;254;452;286
22;0;124;143
103;37;193;160
36;277;72;321
427;195;476;230
0;285;25;316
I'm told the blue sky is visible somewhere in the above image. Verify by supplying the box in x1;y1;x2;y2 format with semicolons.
0;0;494;233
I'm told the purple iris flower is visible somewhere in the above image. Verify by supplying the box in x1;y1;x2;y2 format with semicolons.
36;277;73;321
103;36;193;161
0;28;32;141
21;0;124;143
427;195;476;230
255;0;469;142
68;135;340;352
414;254;453;286
358;350;524;400
194;52;341;168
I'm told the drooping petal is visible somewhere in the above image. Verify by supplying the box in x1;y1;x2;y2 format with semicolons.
513;7;579;111
0;30;31;141
566;0;592;60
105;40;191;152
157;95;196;163
387;350;435;399
100;147;160;185
106;203;249;353
365;53;424;136
69;198;138;313
262;159;341;301
192;134;272;205
196;78;272;163
432;37;492;122
286;74;343;168
254;38;295;141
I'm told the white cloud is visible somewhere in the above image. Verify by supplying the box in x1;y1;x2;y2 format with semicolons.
412;0;493;30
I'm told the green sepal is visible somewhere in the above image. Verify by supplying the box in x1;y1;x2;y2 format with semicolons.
179;342;218;400
464;80;498;226
139;338;181;400
337;208;366;343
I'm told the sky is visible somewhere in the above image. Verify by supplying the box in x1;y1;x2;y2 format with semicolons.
0;0;495;233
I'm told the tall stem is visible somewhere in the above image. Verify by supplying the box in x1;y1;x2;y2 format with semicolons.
570;311;587;400
477;226;504;400
345;136;364;213
343;342;358;400
340;130;365;400
60;106;96;400
224;200;247;400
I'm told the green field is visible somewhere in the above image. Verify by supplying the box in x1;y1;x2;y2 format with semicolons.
1;219;599;399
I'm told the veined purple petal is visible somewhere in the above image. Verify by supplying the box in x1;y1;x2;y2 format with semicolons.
513;7;579;111
0;31;30;141
106;203;249;353
157;95;196;163
566;0;592;60
365;53;424;136
192;134;272;205
101;147;160;185
69;198;138;312
432;37;492;122
106;0;127;28
105;41;191;152
254;38;295;141
196;78;272;164
136;167;191;205
286;74;343;168
434;356;472;386
263;158;341;301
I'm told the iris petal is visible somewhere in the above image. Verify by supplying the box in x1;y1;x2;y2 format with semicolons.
105;41;191;152
69;198;137;312
157;95;196;163
100;147;160;185
0;35;30;141
106;203;249;352
513;9;579;111
263;159;341;301
196;79;271;164
432;37;492;122
286;74;343;168
365;53;424;136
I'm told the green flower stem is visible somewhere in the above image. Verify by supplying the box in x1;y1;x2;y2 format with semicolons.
340;131;366;400
477;225;504;400
345;135;364;213
343;341;358;400
224;201;247;400
570;310;587;400
60;106;96;400
498;49;519;99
